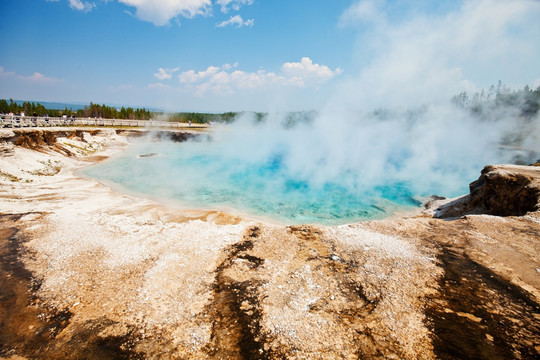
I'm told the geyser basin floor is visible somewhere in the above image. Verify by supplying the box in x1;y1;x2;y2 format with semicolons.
1;129;539;359
82;140;425;225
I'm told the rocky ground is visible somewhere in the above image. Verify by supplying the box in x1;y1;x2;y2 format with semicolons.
0;128;539;359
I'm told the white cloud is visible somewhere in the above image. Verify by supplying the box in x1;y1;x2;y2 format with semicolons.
0;66;61;84
176;58;341;96
68;0;96;12
154;67;180;80
216;0;254;13
46;0;95;12
282;57;342;87
147;82;172;89
51;0;255;26
178;66;220;84
221;62;238;70
0;66;16;78
216;14;254;28
339;0;384;26
27;72;58;83
118;0;211;26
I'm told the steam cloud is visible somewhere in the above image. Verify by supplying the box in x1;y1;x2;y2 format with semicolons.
92;0;539;223
199;0;540;198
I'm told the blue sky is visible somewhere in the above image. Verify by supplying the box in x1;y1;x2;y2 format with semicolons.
0;0;539;112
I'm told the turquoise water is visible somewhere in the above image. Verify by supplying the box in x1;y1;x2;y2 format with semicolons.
81;105;523;224
83;139;430;225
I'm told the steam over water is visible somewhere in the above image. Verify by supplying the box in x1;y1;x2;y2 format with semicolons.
85;138;418;225
81;0;540;225
83;106;539;225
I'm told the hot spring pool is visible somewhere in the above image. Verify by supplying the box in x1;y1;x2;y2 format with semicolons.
81;104;534;224
82;138;464;225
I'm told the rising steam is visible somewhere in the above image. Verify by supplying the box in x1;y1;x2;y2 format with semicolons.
85;0;540;223
208;98;538;200
203;0;540;198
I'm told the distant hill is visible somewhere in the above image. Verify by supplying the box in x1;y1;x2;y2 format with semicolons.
13;100;87;111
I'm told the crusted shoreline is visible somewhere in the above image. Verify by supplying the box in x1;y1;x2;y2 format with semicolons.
1;128;539;359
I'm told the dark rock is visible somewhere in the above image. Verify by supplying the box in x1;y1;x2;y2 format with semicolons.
435;165;540;218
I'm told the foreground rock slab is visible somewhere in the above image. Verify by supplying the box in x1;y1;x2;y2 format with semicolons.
0;129;539;359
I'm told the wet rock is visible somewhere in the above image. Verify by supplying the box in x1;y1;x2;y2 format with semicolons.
137;153;159;158
148;131;201;143
435;165;540;218
423;195;446;209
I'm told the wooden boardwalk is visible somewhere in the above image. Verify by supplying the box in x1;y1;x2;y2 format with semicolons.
0;115;205;129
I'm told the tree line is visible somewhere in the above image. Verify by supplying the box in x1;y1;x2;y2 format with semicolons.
0;99;152;120
164;112;239;124
0;99;242;123
451;82;540;117
0;99;54;116
79;102;152;120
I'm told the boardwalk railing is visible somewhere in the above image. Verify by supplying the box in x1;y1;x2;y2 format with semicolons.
0;115;201;129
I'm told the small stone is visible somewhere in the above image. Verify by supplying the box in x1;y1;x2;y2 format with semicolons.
457;312;483;323
331;255;342;262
